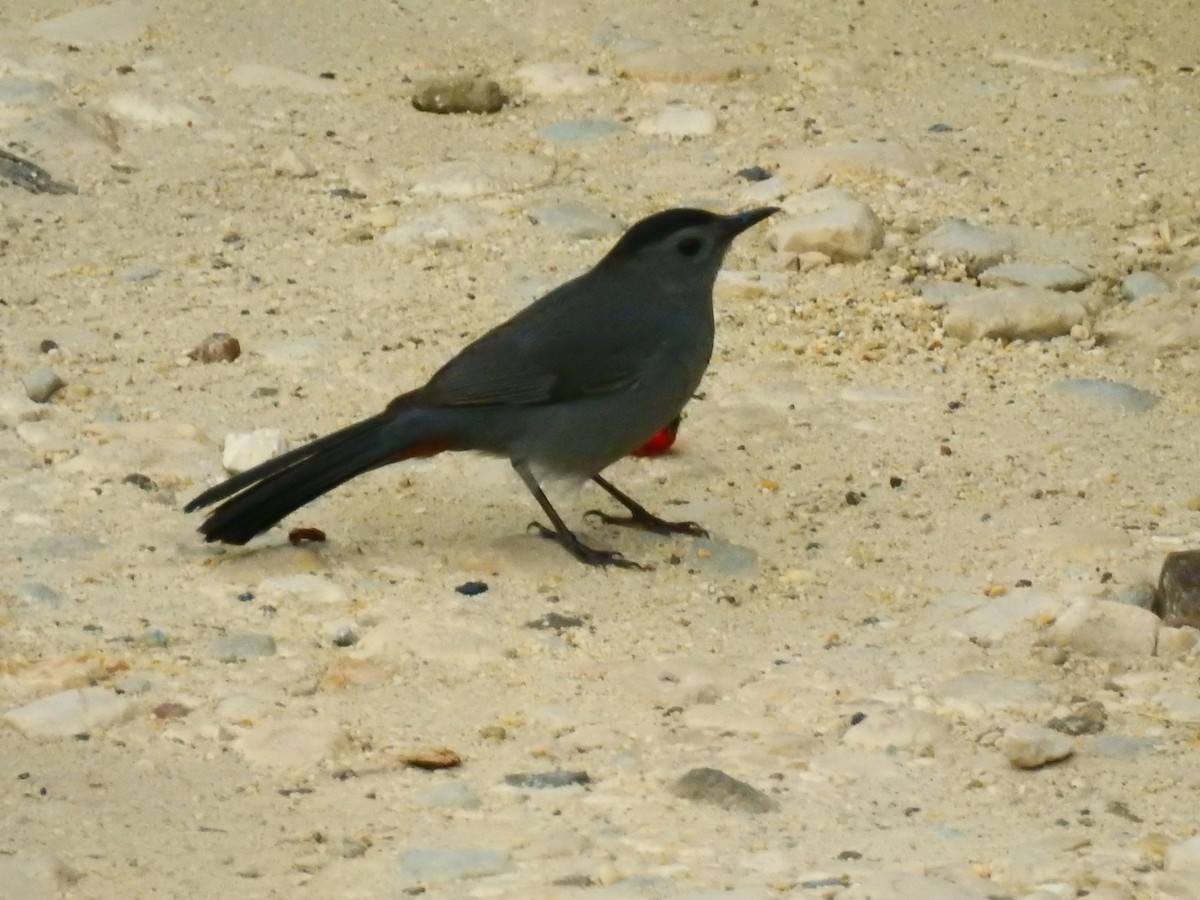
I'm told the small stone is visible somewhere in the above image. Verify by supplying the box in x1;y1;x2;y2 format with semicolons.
1048;378;1159;412
455;581;488;597
16;581;63;609
537;119;624;143
22;368;65;403
1155;550;1200;627
403;747;462;770
412;77;507;114
515;62;608;96
921;219;1016;272
2;687;133;738
139;627;169;647
188;332;241;364
978;262;1095;292
737;165;772;182
529;202;621;240
671;767;779;814
525;612;586;630
997;723;1074;769
1114;582;1158;610
770;187;883;262
408;156;554;200
637;106;718;137
1047;598;1160;657
1121;270;1170;301
381;203;505;248
1048;701;1106;736
221;429;287;474
331;626;358;647
119;266;162;282
504;770;590;789
942;288;1087;342
842;708;950;754
271;147;317;178
1157;626;1200;657
257;573;349;606
210;633;277;662
398;848;511;882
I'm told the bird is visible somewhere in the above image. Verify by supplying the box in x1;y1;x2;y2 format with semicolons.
185;206;778;568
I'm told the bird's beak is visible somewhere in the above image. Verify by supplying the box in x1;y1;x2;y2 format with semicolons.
722;206;780;237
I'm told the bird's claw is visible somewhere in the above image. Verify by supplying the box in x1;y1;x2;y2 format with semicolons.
526;521;647;570
583;508;709;539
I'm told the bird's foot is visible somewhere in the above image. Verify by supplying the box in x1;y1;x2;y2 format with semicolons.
584;508;709;538
527;522;647;570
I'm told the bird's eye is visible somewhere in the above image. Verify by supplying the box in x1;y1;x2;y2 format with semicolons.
676;236;703;257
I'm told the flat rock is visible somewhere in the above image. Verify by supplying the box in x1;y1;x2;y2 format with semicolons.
770;187;883;262
256;573;349;606
1046;597;1160;657
1097;292;1200;352
409;156;554;199
921;219;1015;270
30;1;150;45
529;201;620;240
537;118;625;143
516;62;609;96
210;633;277;662
221;428;287;474
997;723;1074;769
1165;835;1200;872
235;717;349;770
0;854;77;900
932;672;1052;718
637;106;718;137
107;92;206;128
382;203;506;248
979;262;1094;291
671;767;779;813
3;687;133;737
398;848;511;883
842;707;950;754
942;287;1087;342
1121;271;1170;301
1048;378;1159;412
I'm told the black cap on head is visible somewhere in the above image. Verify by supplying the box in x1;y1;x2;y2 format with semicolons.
603;207;777;262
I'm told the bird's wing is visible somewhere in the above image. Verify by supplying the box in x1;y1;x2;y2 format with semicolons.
414;281;661;409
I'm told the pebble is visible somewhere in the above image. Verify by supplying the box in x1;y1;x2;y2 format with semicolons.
516;62;609;96
221;428;287;474
381;203;505;248
29;0;151;45
398;847;511;883
637;106;718;138
770;187;883;262
1046;598;1160;657
271;147;317;178
22;368;65;403
119;266;162;282
537;119;625;143
455;580;488;597
409;156;554;199
942;288;1087;342
841;707;950;754
921;220;1016;272
188;332;241;364
1120;271;1170;301
1157;626;1200;657
411;77;507;114
504;770;590;789
2;687;133;738
1155;691;1200;724
257;573;349;606
16;581;63;609
0;78;57;105
978;262;1094;292
529;201;621;240
1047;378;1159;413
997;723;1074;769
671;767;779;814
210;633;277;662
1047;701;1107;736
1154;550;1200;627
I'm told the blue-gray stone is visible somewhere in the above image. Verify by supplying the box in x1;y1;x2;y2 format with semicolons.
398;848;510;881
210;633;276;662
414;782;481;810
538;119;624;143
1049;378;1158;412
1121;270;1169;301
17;582;63;608
120;266;163;283
530;202;621;240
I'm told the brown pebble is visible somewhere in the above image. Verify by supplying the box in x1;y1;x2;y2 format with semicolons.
152;702;190;720
1154;549;1200;627
289;526;327;545
403;747;463;770
188;333;241;363
412;77;507;114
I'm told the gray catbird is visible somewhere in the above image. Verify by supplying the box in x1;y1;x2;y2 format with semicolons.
185;206;777;568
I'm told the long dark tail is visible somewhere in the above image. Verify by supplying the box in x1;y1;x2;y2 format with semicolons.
184;408;451;545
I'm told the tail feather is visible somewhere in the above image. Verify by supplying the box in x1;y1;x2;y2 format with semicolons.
185;410;442;544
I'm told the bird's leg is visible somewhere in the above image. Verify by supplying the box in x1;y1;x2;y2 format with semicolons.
585;474;709;538
511;462;646;570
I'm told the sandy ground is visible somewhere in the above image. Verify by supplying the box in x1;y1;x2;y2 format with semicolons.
2;0;1199;897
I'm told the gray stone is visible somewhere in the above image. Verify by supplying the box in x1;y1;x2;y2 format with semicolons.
16;581;63;609
933;672;1051;717
1121;270;1169;301
22;368;65;403
537;119;624;143
921;219;1015;271
210;633;277;662
2;687;133;737
1047;598;1159;657
943;288;1087;342
398;848;511;882
778;141;927;186
978;262;1094;292
671;767;780;814
997;723;1074;769
529;202;621;240
1048;378;1159;412
381;203;506;248
119;266;163;283
0;79;57;106
30;1;151;45
504;770;590;789
414;782;481;810
637;106;718;137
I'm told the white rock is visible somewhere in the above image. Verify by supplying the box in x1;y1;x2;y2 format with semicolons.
1166;835;1200;872
933;672;1052;718
107;91;205;127
382;203;506;248
2;687;133;737
942;288;1087;342
770;187;883;262
842;707;950;755
979;262;1095;292
1121;270;1170;301
30;1;150;45
636;105;718;137
997;723;1074;769
409;156;554;199
271;147;317;178
235;717;348;770
1097;292;1200;352
257;573;349;606
221;429;287;474
945;591;1062;644
516;62;609;96
740;175;789;204
921;219;1015;270
1155;692;1200;724
529;201;621;240
1046;598;1159;657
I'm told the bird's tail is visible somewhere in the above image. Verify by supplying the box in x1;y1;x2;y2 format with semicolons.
184;405;453;545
